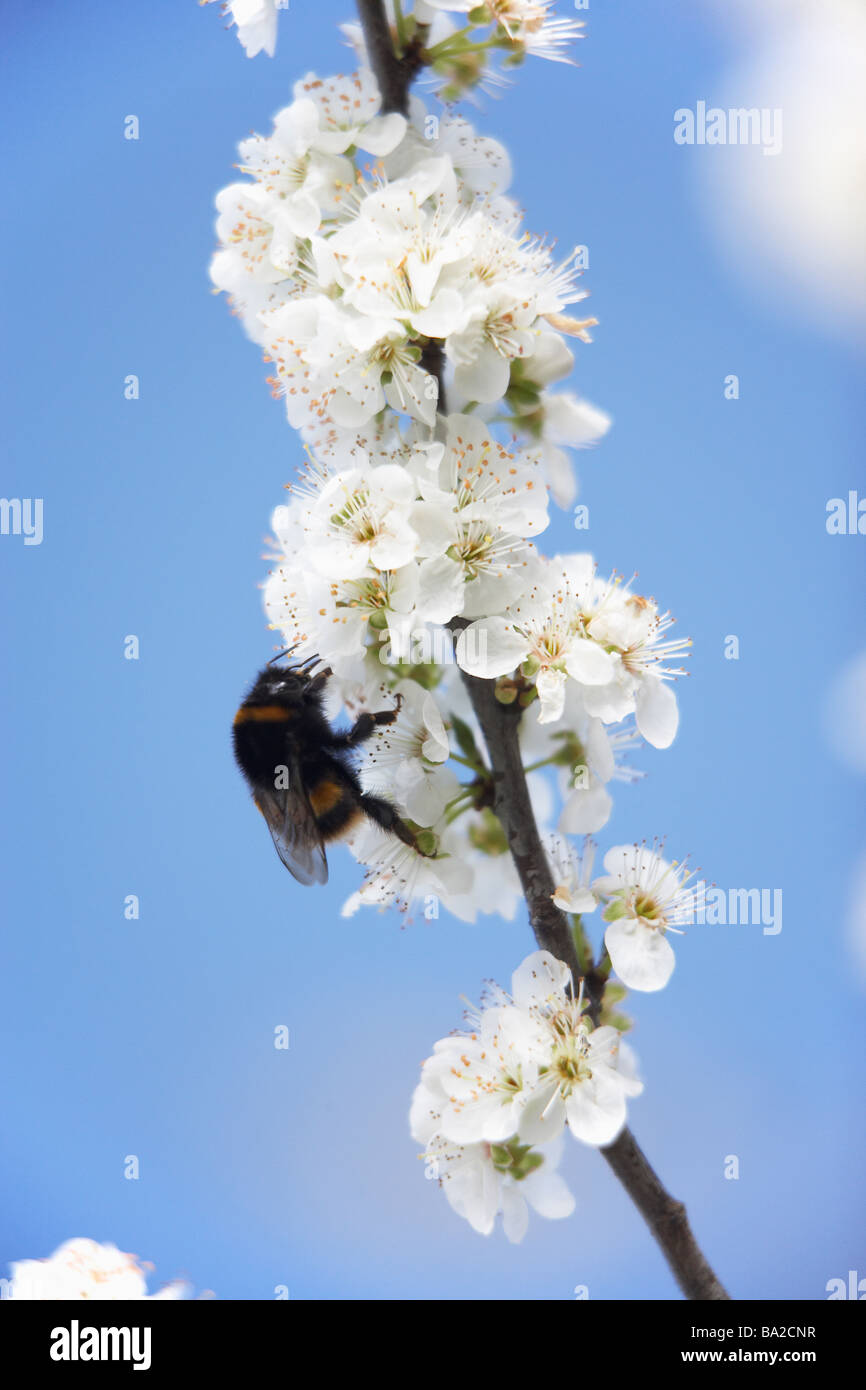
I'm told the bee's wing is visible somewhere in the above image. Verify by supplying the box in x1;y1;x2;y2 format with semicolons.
255;775;328;887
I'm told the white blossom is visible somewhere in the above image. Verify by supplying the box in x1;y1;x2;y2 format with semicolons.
508;952;642;1146
497;333;609;504
456;553;617;722
544;833;598;913
264;550;419;683
341;814;471;917
593;843;701;992
302;459;421;577
411;414;548;621
535;391;612;508
208;0;280;59
359;679;453;827
446;219;587;402
264;289;440;429
387;99;513;203
456;554;688;745
411;1080;575;1242
289;70;407;158
414;951;643;1159
520;685;642;835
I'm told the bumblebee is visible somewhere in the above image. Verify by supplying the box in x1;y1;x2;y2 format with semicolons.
232;655;421;885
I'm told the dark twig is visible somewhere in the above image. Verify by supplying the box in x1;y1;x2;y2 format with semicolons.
448;635;583;980
356;0;730;1303
603;1129;730;1300
356;0;424;115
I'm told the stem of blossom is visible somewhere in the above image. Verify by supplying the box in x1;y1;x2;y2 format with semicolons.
422;29;474;62
448;751;484;772
443;788;476;824
392;0;407;53
356;0;730;1304
425;32;501;62
571;914;592;974
522;753;561;774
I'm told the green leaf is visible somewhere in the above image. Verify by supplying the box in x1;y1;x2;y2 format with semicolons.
450;712;484;768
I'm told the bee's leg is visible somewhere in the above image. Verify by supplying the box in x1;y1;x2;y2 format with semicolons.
332;695;403;749
305;666;333;696
359;792;427;854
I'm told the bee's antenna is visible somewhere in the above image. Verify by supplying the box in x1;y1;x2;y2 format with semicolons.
268;646;323;672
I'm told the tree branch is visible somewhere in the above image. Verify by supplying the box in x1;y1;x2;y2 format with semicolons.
356;0;424;116
448;640;584;980
448;627;728;1299
356;0;730;1304
603;1129;730;1300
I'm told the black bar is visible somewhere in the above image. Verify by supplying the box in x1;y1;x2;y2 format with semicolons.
0;1297;860;1373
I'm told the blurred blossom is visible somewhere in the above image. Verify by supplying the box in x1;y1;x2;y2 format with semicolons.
821;651;866;988
8;1238;191;1300
822;651;866;776
845;852;866;988
698;0;866;338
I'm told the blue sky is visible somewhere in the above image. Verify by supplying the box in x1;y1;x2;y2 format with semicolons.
1;0;863;1300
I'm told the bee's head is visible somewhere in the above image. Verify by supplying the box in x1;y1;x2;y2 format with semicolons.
248;657;328;707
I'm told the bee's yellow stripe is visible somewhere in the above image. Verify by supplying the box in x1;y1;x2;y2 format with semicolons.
234;704;293;725
308;779;344;816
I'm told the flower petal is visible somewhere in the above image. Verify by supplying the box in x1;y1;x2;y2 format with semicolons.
456;618;527;678
635;675;679;749
605;917;676;992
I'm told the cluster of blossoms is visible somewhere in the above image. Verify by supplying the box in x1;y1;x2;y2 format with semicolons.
210;69;606;489
209;6;703;1246
6;1239;193;1300
209;42;693;927
411;950;642;1240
